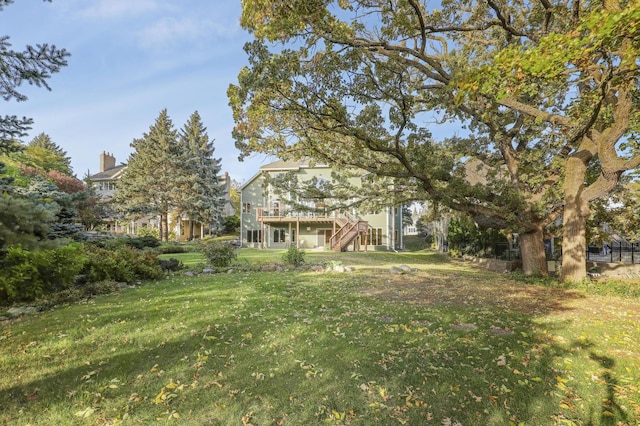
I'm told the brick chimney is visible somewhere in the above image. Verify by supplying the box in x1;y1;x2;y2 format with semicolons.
100;151;116;172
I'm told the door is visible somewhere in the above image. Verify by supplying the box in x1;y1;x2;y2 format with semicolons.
316;229;333;246
324;229;332;246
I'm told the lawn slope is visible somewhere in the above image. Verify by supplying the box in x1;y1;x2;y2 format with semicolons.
1;251;638;425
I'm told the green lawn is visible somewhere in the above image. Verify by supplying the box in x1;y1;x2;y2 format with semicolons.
1;250;639;425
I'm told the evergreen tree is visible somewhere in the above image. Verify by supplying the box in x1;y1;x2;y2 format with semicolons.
77;173;106;231
15;177;83;240
0;2;69;148
17;132;73;175
0;1;69;253
114;109;180;241
176;111;223;240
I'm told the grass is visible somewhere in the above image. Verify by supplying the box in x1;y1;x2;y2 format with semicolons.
1;250;639;425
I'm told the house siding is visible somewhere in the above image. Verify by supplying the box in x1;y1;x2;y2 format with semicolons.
240;160;404;251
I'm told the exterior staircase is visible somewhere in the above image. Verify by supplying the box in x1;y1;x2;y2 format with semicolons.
329;211;369;252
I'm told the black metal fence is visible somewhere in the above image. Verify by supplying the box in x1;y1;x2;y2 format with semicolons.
447;239;640;265
586;240;640;264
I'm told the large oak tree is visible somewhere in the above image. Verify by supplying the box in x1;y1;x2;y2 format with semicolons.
229;0;639;279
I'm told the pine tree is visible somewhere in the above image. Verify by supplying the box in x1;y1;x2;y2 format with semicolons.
17;132;73;175
77;173;106;231
114;109;180;241
16;177;83;240
0;1;69;253
176;111;224;240
0;2;69;147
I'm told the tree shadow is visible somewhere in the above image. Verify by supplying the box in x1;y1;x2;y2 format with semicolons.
588;353;630;425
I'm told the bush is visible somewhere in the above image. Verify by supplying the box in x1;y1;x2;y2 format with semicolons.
202;241;237;268
222;215;240;234
0;243;86;304
282;246;306;266
137;226;159;239
126;235;160;250
87;235;160;251
81;245;163;283
159;258;184;272
157;244;188;254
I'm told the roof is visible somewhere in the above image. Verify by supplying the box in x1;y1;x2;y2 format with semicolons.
241;158;330;190
259;158;329;171
89;164;127;181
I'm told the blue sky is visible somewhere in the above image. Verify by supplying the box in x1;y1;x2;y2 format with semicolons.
2;0;270;184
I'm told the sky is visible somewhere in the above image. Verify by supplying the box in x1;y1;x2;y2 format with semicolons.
1;0;271;184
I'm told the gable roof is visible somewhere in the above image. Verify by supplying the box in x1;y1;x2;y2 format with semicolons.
241;158;330;190
260;158;330;171
89;164;127;181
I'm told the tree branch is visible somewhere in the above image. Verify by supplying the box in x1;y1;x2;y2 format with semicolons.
498;96;571;126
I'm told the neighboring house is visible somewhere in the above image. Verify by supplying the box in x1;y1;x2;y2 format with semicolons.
240;159;404;251
218;171;236;218
88;152;235;240
89;152;131;234
404;202;424;236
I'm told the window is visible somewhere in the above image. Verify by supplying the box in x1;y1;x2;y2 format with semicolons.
98;181;116;191
273;229;286;243
242;202;252;213
374;228;383;245
362;228;383;246
246;229;262;243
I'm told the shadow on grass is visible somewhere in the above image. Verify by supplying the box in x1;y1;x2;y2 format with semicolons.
588;353;630;425
0;270;635;424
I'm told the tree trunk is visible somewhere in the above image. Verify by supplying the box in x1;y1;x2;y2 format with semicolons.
158;214;164;241
519;228;548;276
561;157;590;282
189;220;195;241
161;213;169;242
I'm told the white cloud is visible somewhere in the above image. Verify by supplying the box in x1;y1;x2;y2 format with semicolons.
136;16;239;49
78;0;160;19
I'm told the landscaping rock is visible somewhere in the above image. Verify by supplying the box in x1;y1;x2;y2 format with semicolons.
6;306;38;318
183;271;195;277
202;268;216;274
398;264;417;273
488;327;514;336
311;265;325;272
451;322;478;331
390;266;406;274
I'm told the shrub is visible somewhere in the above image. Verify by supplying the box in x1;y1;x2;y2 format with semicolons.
81;245;163;283
282;246;306;266
222;215;240;234
157;244;187;254
159;258;184;272
88;236;160;251
0;243;85;304
137;226;159;239
202;241;237;268
126;235;160;250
